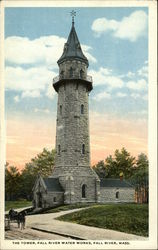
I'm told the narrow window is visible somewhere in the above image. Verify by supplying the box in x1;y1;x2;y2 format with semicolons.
82;184;86;198
58;145;61;155
80;69;84;78
116;191;119;199
81;104;84;114
53;197;56;202
82;144;85;154
59;105;62;115
69;67;73;78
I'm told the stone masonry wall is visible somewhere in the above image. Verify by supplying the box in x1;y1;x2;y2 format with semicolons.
53;81;90;172
33;178;64;208
59;60;88;79
58;175;98;204
51;59;98;204
100;187;135;203
42;192;64;208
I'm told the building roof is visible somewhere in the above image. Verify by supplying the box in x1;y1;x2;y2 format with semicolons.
43;178;64;192
57;22;88;66
100;179;133;188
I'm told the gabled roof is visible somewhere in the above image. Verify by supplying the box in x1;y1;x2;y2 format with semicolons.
43;178;64;192
57;23;88;66
100;179;133;188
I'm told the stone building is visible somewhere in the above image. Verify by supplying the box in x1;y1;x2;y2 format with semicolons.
32;17;135;208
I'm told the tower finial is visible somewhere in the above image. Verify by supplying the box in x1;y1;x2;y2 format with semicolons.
70;10;76;26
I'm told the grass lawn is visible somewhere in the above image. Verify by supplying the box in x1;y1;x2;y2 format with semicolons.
5;200;32;211
57;203;148;237
43;203;96;214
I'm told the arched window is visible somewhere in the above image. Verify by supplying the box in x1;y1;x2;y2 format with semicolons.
82;144;85;154
81;104;84;114
82;184;86;198
116;191;119;199
69;67;73;78
58;145;61;155
59;105;62;115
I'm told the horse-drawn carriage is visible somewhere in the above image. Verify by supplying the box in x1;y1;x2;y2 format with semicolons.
5;207;34;231
5;209;19;230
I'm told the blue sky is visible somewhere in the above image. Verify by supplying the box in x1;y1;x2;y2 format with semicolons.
5;7;148;166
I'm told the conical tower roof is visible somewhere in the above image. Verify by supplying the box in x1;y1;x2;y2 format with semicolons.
57;22;88;66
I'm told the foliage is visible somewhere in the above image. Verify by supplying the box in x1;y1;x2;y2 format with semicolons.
130;153;149;203
131;153;148;186
5;164;22;201
24;148;55;177
20;148;55;200
92;149;149;203
5;148;55;201
92;160;107;178
105;148;136;179
58;204;148;237
92;148;136;179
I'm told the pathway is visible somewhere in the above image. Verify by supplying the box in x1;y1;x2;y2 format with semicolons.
26;207;148;241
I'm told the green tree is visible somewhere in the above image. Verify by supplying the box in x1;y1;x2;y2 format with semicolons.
130;153;148;185
20;148;55;200
105;148;136;179
92;160;107;178
130;153;149;203
25;148;55;177
5;164;22;200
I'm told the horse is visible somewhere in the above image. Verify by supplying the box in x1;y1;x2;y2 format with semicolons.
8;209;18;221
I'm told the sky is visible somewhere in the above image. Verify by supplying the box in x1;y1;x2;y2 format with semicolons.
5;7;148;170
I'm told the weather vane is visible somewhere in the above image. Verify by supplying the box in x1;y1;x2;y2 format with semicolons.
70;10;76;25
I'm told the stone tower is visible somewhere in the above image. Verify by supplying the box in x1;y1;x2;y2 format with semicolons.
52;16;100;204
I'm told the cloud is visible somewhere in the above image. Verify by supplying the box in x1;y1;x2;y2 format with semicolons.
93;91;111;101
127;71;135;78
5;35;96;101
5;35;96;66
5;66;55;92
46;84;56;100
130;93;141;99
92;10;147;42
34;108;50;114
14;95;20;103
22;90;41;98
126;79;147;91
89;67;124;89
130;93;148;101
116;92;127;98
92;18;118;35
142;94;148;101
137;65;148;78
129;110;148;115
5;36;66;66
82;45;97;63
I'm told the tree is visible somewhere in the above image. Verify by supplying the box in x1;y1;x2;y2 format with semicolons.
5;164;22;200
5;148;56;201
24;148;55;177
92;160;107;178
20;148;55;200
130;153;148;203
105;148;136;179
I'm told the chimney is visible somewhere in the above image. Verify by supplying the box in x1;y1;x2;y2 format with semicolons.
119;172;123;181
